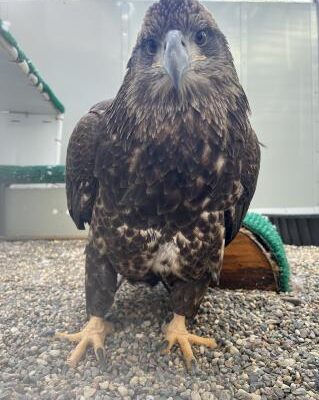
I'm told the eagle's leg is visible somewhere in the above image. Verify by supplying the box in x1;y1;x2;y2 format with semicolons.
55;242;117;369
162;276;217;371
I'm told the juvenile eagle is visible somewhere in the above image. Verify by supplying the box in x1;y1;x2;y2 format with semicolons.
56;0;260;371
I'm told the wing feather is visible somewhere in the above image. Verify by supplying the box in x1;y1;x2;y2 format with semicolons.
66;100;113;229
224;128;260;245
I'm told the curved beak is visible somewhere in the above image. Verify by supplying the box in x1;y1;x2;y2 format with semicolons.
163;30;189;91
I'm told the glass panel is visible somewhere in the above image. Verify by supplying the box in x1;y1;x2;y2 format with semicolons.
245;3;316;207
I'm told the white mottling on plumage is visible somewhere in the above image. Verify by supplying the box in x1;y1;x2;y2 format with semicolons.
216;238;226;277
193;227;204;240
117;226;161;244
117;224;128;235
201;196;211;208
215;155;225;173
200;211;210;222
143;229;162;245
151;242;181;276
81;193;90;204
175;232;190;247
95;236;107;255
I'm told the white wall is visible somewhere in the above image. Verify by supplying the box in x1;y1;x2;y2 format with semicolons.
0;112;59;164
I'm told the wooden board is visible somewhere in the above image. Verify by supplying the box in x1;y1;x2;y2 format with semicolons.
219;229;279;291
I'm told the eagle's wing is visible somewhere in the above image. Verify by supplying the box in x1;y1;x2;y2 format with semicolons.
66;100;113;229
224;127;260;246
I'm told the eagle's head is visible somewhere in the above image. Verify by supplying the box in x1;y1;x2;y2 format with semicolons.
126;0;238;108
108;0;248;140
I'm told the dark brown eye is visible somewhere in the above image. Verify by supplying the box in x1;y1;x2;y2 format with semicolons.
195;30;207;46
144;38;158;55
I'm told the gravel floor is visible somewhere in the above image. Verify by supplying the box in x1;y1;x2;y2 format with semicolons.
0;241;318;400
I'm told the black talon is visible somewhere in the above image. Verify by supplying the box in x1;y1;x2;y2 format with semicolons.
216;338;225;347
187;358;198;375
96;348;107;372
158;340;170;353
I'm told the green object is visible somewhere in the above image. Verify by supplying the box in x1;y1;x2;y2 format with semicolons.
0;19;65;114
0;165;65;185
243;212;291;292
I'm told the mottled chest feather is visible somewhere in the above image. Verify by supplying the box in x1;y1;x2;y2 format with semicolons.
91;199;225;283
95;121;242;232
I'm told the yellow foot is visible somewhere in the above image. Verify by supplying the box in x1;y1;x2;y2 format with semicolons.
54;316;112;370
161;314;217;372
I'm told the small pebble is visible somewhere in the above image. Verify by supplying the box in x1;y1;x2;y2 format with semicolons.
83;387;96;398
228;345;240;355
99;381;109;390
118;386;128;397
191;391;201;400
49;350;61;357
279;358;295;368
292;387;307;396
281;296;302;306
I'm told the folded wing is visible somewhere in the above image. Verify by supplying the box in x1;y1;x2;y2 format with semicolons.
66;100;112;229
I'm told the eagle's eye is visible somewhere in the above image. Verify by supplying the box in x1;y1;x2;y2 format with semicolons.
144;38;158;56
195;30;207;46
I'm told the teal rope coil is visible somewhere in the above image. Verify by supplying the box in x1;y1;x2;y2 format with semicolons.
243;212;291;292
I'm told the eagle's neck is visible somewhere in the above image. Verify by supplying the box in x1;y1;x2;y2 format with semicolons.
103;71;249;146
